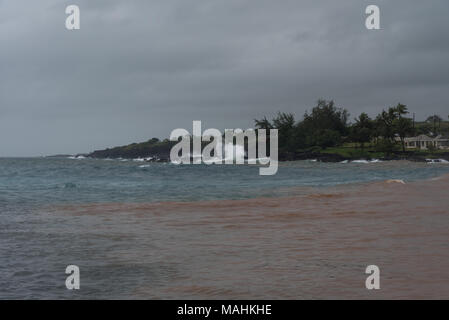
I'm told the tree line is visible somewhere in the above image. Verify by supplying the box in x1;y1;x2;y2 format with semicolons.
254;99;447;154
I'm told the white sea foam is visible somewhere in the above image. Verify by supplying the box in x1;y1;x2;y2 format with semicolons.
351;160;370;164
426;159;449;164
68;155;86;160
351;159;382;164
386;179;406;184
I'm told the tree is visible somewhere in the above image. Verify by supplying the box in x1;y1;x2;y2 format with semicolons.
393;104;413;152
302;100;349;135
272;112;296;151
255;113;296;155
254;117;273;130
425;115;442;135
426;115;442;123
351;113;374;150
394;116;414;152
375;103;413;152
375;109;396;142
299;99;349;149
314;129;342;149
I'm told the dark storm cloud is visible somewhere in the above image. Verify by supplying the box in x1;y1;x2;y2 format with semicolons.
1;0;449;156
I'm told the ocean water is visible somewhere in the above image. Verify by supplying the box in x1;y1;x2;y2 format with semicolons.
1;158;449;299
1;157;449;205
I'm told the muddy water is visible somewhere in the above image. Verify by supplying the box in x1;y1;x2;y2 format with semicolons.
36;175;449;299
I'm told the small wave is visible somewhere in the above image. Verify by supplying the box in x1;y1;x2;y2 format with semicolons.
351;159;382;164
385;179;406;184
351;160;370;164
133;157;154;162
426;159;449;164
138;165;150;168
68;155;86;160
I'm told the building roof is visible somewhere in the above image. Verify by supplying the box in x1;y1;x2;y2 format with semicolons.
405;134;449;142
405;135;433;142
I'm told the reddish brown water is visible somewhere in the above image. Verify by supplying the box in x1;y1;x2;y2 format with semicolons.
49;174;449;299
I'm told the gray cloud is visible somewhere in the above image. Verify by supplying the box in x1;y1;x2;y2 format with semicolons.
1;0;449;156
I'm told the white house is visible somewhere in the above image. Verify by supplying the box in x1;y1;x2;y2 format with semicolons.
403;134;449;150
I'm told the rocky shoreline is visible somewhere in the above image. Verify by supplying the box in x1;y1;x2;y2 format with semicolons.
279;151;449;163
74;150;449;163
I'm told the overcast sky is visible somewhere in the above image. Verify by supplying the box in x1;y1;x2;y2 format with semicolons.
1;0;449;156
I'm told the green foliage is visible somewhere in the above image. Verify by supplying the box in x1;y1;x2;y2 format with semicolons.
374;138;397;154
313;129;342;149
350;113;374;149
374;103;414;152
92;99;449;160
302;99;349;136
90;138;175;159
255;99;349;150
272;112;296;152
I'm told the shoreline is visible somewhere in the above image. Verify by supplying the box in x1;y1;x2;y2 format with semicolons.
47;150;449;163
278;150;449;163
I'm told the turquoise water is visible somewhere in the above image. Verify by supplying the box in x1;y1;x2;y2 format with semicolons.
1;158;449;299
1;157;449;205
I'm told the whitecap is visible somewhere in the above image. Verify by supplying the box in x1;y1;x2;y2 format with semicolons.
351;160;370;164
386;179;406;184
426;159;449;164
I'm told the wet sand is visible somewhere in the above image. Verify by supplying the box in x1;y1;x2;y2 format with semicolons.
50;174;449;299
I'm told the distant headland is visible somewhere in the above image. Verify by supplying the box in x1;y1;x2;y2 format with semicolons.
80;100;449;163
